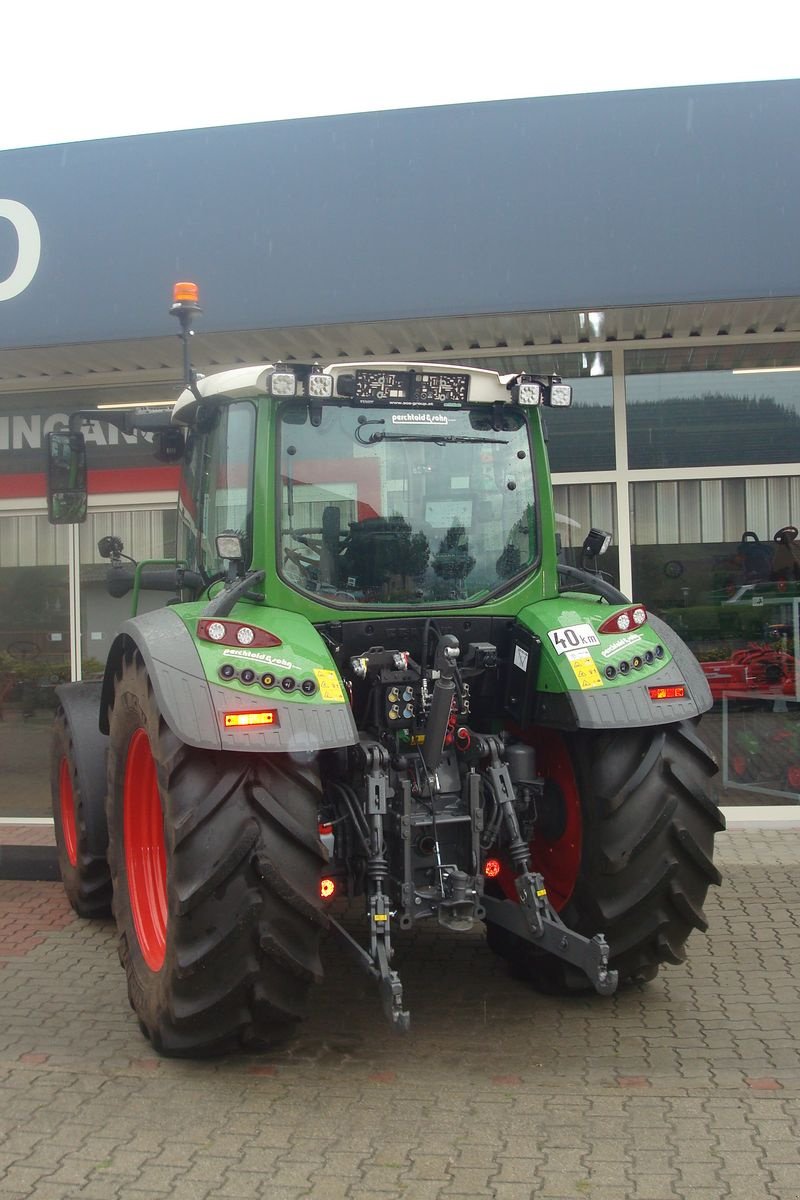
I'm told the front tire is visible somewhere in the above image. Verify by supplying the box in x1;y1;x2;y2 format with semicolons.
106;649;327;1055
487;721;724;991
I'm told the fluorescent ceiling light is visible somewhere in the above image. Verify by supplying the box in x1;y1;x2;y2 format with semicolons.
96;400;175;409
732;367;800;375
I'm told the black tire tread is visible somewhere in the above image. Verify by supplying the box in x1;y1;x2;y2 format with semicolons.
106;650;327;1056
51;707;113;918
487;719;723;991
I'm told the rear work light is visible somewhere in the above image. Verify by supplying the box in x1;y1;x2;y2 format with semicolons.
598;605;648;635
271;370;297;396
223;710;279;728
648;685;686;701
308;371;334;398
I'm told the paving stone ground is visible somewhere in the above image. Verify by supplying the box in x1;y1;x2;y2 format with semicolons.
0;829;799;1200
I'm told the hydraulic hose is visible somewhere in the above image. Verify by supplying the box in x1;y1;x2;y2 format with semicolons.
557;563;628;605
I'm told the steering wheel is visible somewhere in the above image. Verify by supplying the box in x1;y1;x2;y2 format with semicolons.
774;525;799;544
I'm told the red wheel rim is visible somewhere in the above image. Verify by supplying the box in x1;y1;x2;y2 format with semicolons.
59;757;78;868
124;728;167;971
496;732;582;911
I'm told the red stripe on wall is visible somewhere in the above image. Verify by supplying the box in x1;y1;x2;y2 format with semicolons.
0;467;180;501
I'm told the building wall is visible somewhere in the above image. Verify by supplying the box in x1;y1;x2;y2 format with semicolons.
2;79;799;349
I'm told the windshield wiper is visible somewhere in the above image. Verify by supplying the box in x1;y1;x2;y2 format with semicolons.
355;421;507;446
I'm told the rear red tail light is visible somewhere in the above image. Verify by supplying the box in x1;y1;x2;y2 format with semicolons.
320;877;336;900
598;605;648;635
484;858;501;879
648;685;686;701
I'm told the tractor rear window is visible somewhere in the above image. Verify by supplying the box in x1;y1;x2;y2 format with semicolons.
278;403;537;607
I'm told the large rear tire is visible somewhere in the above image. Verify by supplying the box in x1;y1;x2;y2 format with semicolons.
51;703;112;918
106;649;327;1055
487;720;724;991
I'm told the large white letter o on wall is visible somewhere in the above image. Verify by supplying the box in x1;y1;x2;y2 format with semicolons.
0;200;41;301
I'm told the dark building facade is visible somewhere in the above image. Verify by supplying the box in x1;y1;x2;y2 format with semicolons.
1;78;799;836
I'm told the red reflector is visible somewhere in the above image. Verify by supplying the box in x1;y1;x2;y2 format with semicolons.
484;858;501;879
223;710;279;727
320;877;336;900
648;685;686;701
318;823;333;836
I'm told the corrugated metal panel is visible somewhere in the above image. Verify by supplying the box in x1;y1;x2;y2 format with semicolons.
2;298;799;392
721;479;747;542
631;482;657;544
700;480;724;543
656;483;680;543
0;515;69;568
631;476;800;546
745;479;769;542
678;480;702;543
78;511;167;565
553;484;616;548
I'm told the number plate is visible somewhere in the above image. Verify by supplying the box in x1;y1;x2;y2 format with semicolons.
548;623;600;655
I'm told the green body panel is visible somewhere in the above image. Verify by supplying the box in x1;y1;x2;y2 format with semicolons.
175;600;348;705
517;594;672;698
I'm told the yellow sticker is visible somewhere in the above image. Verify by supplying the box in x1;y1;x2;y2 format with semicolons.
373;914;388;923
566;649;603;690
314;668;346;703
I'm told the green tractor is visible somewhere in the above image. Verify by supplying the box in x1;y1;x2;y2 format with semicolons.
46;287;723;1054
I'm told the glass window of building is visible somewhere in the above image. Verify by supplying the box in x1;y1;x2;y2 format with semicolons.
626;343;800;469
459;352;614;473
0;388;182;829
631;475;800;805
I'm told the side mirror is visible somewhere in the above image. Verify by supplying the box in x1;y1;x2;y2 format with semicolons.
45;431;88;524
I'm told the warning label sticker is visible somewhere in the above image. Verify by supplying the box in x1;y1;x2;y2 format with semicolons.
314;668;346;703
566;649;603;690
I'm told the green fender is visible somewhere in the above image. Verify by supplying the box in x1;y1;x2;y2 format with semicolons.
99;603;358;754
509;594;713;731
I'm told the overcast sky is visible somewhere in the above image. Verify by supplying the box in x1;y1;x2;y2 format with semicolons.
1;0;798;151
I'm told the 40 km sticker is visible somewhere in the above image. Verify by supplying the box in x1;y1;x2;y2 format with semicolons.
548;623;600;655
566;649;603;690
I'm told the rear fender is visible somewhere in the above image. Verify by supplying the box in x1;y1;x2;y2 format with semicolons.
99;607;358;754
513;598;712;731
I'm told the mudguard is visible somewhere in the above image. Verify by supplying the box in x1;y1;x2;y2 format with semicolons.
99;606;358;754
513;598;713;731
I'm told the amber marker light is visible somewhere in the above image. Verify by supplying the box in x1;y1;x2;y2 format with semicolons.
320;878;336;900
484;858;501;879
223;710;279;728
648;685;686;701
173;281;200;305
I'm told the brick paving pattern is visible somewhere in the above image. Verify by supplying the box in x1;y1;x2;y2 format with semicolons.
0;829;798;1199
